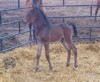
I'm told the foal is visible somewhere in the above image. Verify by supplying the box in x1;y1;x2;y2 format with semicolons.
95;0;100;21
25;7;78;71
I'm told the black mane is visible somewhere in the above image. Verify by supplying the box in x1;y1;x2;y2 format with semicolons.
34;7;50;26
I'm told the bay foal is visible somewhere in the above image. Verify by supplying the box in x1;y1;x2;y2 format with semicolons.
25;7;78;71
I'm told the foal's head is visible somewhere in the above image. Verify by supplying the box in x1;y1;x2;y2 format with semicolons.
25;8;37;24
25;7;49;25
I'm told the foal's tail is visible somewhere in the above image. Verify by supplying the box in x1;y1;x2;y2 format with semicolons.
68;22;77;37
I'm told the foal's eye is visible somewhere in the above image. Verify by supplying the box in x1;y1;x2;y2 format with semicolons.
27;13;32;18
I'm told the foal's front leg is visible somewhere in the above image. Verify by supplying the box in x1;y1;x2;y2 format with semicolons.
44;42;52;70
35;41;43;71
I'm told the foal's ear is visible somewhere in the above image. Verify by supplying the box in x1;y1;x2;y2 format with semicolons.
32;4;34;8
32;4;36;11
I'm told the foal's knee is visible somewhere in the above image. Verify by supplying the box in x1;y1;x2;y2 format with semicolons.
72;45;77;54
37;54;41;59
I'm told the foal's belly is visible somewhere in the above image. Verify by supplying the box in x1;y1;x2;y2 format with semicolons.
49;25;64;42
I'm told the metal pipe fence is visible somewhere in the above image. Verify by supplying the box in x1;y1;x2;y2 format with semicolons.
0;0;100;53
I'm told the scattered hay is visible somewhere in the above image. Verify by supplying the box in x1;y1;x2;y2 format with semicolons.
85;43;100;52
0;42;100;82
3;56;16;69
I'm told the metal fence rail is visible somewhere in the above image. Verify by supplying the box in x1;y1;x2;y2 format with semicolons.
0;0;100;53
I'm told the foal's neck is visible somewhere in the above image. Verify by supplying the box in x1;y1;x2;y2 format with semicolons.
34;8;50;29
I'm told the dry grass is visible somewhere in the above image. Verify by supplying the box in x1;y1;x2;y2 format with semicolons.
0;42;100;82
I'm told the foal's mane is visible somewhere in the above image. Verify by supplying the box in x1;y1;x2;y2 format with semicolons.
34;7;50;26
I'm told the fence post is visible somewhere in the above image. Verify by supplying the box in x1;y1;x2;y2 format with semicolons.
90;5;93;16
63;17;65;23
0;12;2;24
18;21;21;33
18;0;20;8
29;24;32;46
32;25;37;43
0;39;3;52
63;0;65;6
0;12;2;52
29;24;32;40
89;27;92;41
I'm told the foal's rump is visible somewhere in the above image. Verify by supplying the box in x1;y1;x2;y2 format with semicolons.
56;22;77;37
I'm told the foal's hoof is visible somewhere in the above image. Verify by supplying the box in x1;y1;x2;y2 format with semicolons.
49;66;53;71
66;63;70;67
75;64;78;68
35;67;39;72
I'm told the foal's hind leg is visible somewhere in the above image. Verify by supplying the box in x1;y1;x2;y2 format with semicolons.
64;38;78;69
44;42;52;70
72;44;78;68
35;41;43;71
61;39;71;67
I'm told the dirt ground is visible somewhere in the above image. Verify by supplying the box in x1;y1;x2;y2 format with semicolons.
0;42;100;82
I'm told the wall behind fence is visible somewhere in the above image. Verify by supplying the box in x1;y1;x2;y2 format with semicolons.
0;0;100;53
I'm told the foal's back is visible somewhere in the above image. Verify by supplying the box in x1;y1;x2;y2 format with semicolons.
48;23;72;42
